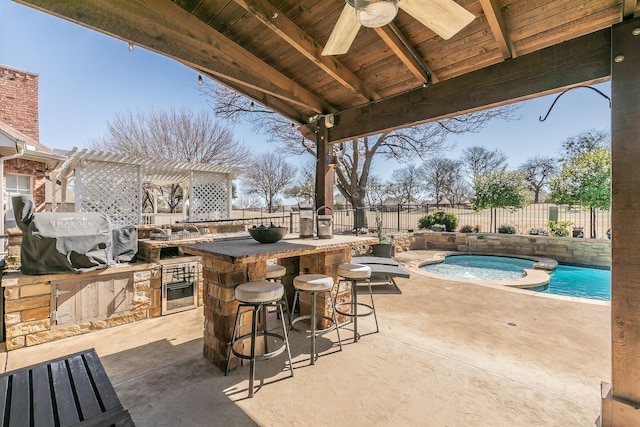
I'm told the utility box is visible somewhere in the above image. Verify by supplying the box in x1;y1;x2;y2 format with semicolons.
549;206;559;223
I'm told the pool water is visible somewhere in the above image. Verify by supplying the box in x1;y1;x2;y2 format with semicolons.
543;265;610;301
420;255;611;301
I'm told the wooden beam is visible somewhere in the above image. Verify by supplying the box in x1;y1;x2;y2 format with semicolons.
232;0;380;102
16;0;334;115
318;28;611;143
479;0;515;59
314;118;334;213
610;15;640;407
622;0;638;20
374;23;430;84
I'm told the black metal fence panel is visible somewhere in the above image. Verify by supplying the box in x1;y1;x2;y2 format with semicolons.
233;203;611;240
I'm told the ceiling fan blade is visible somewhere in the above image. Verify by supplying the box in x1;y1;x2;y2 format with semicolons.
399;0;475;40
322;4;361;56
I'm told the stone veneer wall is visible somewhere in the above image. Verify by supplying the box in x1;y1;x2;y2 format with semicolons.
3;258;203;350
389;232;611;266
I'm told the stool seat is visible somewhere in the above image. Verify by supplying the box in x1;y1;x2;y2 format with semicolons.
235;281;284;303
293;274;334;292
337;263;371;279
266;264;286;279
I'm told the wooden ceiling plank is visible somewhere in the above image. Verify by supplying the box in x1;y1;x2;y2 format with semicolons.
374;23;430;84
232;0;380;102
318;28;611;142
17;0;333;114
479;0;515;59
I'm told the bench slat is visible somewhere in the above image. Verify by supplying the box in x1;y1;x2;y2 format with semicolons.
67;354;103;420
82;350;121;411
0;375;9;424
8;370;30;427
51;359;81;426
32;365;55;427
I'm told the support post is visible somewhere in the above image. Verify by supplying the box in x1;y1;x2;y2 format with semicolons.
315;116;334;214
600;16;640;426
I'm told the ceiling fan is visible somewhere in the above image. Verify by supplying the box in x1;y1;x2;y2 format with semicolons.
322;0;475;56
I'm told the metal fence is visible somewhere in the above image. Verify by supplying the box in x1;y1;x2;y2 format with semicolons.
232;203;612;240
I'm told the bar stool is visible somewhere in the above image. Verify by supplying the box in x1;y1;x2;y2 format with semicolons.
266;264;290;325
290;274;342;365
335;263;379;343
226;281;293;398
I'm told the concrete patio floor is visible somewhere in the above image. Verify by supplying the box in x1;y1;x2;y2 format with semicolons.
0;250;610;426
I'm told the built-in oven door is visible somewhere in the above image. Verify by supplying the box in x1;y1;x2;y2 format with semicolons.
162;262;197;315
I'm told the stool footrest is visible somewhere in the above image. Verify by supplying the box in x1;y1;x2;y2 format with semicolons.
335;302;375;318
290;315;338;335
231;332;288;361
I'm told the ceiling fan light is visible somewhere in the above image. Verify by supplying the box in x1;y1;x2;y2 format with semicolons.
355;0;397;28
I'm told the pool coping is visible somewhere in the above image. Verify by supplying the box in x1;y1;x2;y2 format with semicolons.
412;251;610;306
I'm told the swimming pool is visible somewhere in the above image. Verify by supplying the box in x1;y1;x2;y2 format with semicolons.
543;264;610;301
420;255;611;301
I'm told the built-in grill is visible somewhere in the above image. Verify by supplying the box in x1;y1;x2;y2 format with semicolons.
162;261;198;315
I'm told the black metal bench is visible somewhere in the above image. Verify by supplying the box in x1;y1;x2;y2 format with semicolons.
0;348;134;427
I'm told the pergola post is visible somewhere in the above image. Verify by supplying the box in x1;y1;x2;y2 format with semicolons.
600;17;640;426
315;116;334;214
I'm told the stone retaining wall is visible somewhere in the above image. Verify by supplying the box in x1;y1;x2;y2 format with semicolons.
388;232;611;266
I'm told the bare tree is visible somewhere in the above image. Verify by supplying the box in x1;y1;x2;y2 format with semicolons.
284;161;316;203
365;176;386;206
519;156;558;203
420;157;461;206
386;164;422;205
560;129;610;160
243;153;296;212
461;146;508;187
91;108;249;212
446;169;472;207
203;82;517;227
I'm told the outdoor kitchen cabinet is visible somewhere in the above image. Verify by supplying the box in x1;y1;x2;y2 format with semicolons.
51;272;133;326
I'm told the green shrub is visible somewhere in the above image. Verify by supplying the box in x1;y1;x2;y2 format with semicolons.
459;225;474;233
498;224;516;234
548;220;573;237
529;227;548;236
418;210;458;232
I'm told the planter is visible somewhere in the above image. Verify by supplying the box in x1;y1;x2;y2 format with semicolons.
370;243;395;258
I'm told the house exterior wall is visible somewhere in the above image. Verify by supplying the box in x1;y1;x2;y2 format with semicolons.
0;66;39;141
3;158;47;211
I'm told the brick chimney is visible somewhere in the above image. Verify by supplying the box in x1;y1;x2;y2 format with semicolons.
0;65;39;141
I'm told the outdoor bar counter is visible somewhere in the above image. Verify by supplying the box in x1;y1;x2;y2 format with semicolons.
180;234;377;371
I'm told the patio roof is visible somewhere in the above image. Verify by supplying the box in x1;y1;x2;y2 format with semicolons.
14;0;636;143
53;147;240;187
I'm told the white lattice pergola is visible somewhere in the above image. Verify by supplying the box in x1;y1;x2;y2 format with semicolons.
51;148;239;225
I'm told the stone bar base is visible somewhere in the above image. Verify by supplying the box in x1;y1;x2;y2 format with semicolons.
597;382;640;426
200;247;351;371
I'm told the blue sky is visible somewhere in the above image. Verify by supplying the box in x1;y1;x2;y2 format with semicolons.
0;0;611;182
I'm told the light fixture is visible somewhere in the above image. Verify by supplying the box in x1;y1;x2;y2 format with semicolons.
128;42;134;52
328;142;345;168
198;75;203;85
354;0;398;28
250;101;255;111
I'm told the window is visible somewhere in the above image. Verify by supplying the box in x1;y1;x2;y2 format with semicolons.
5;174;31;228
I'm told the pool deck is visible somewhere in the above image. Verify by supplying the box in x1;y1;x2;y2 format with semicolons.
0;250;610;426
